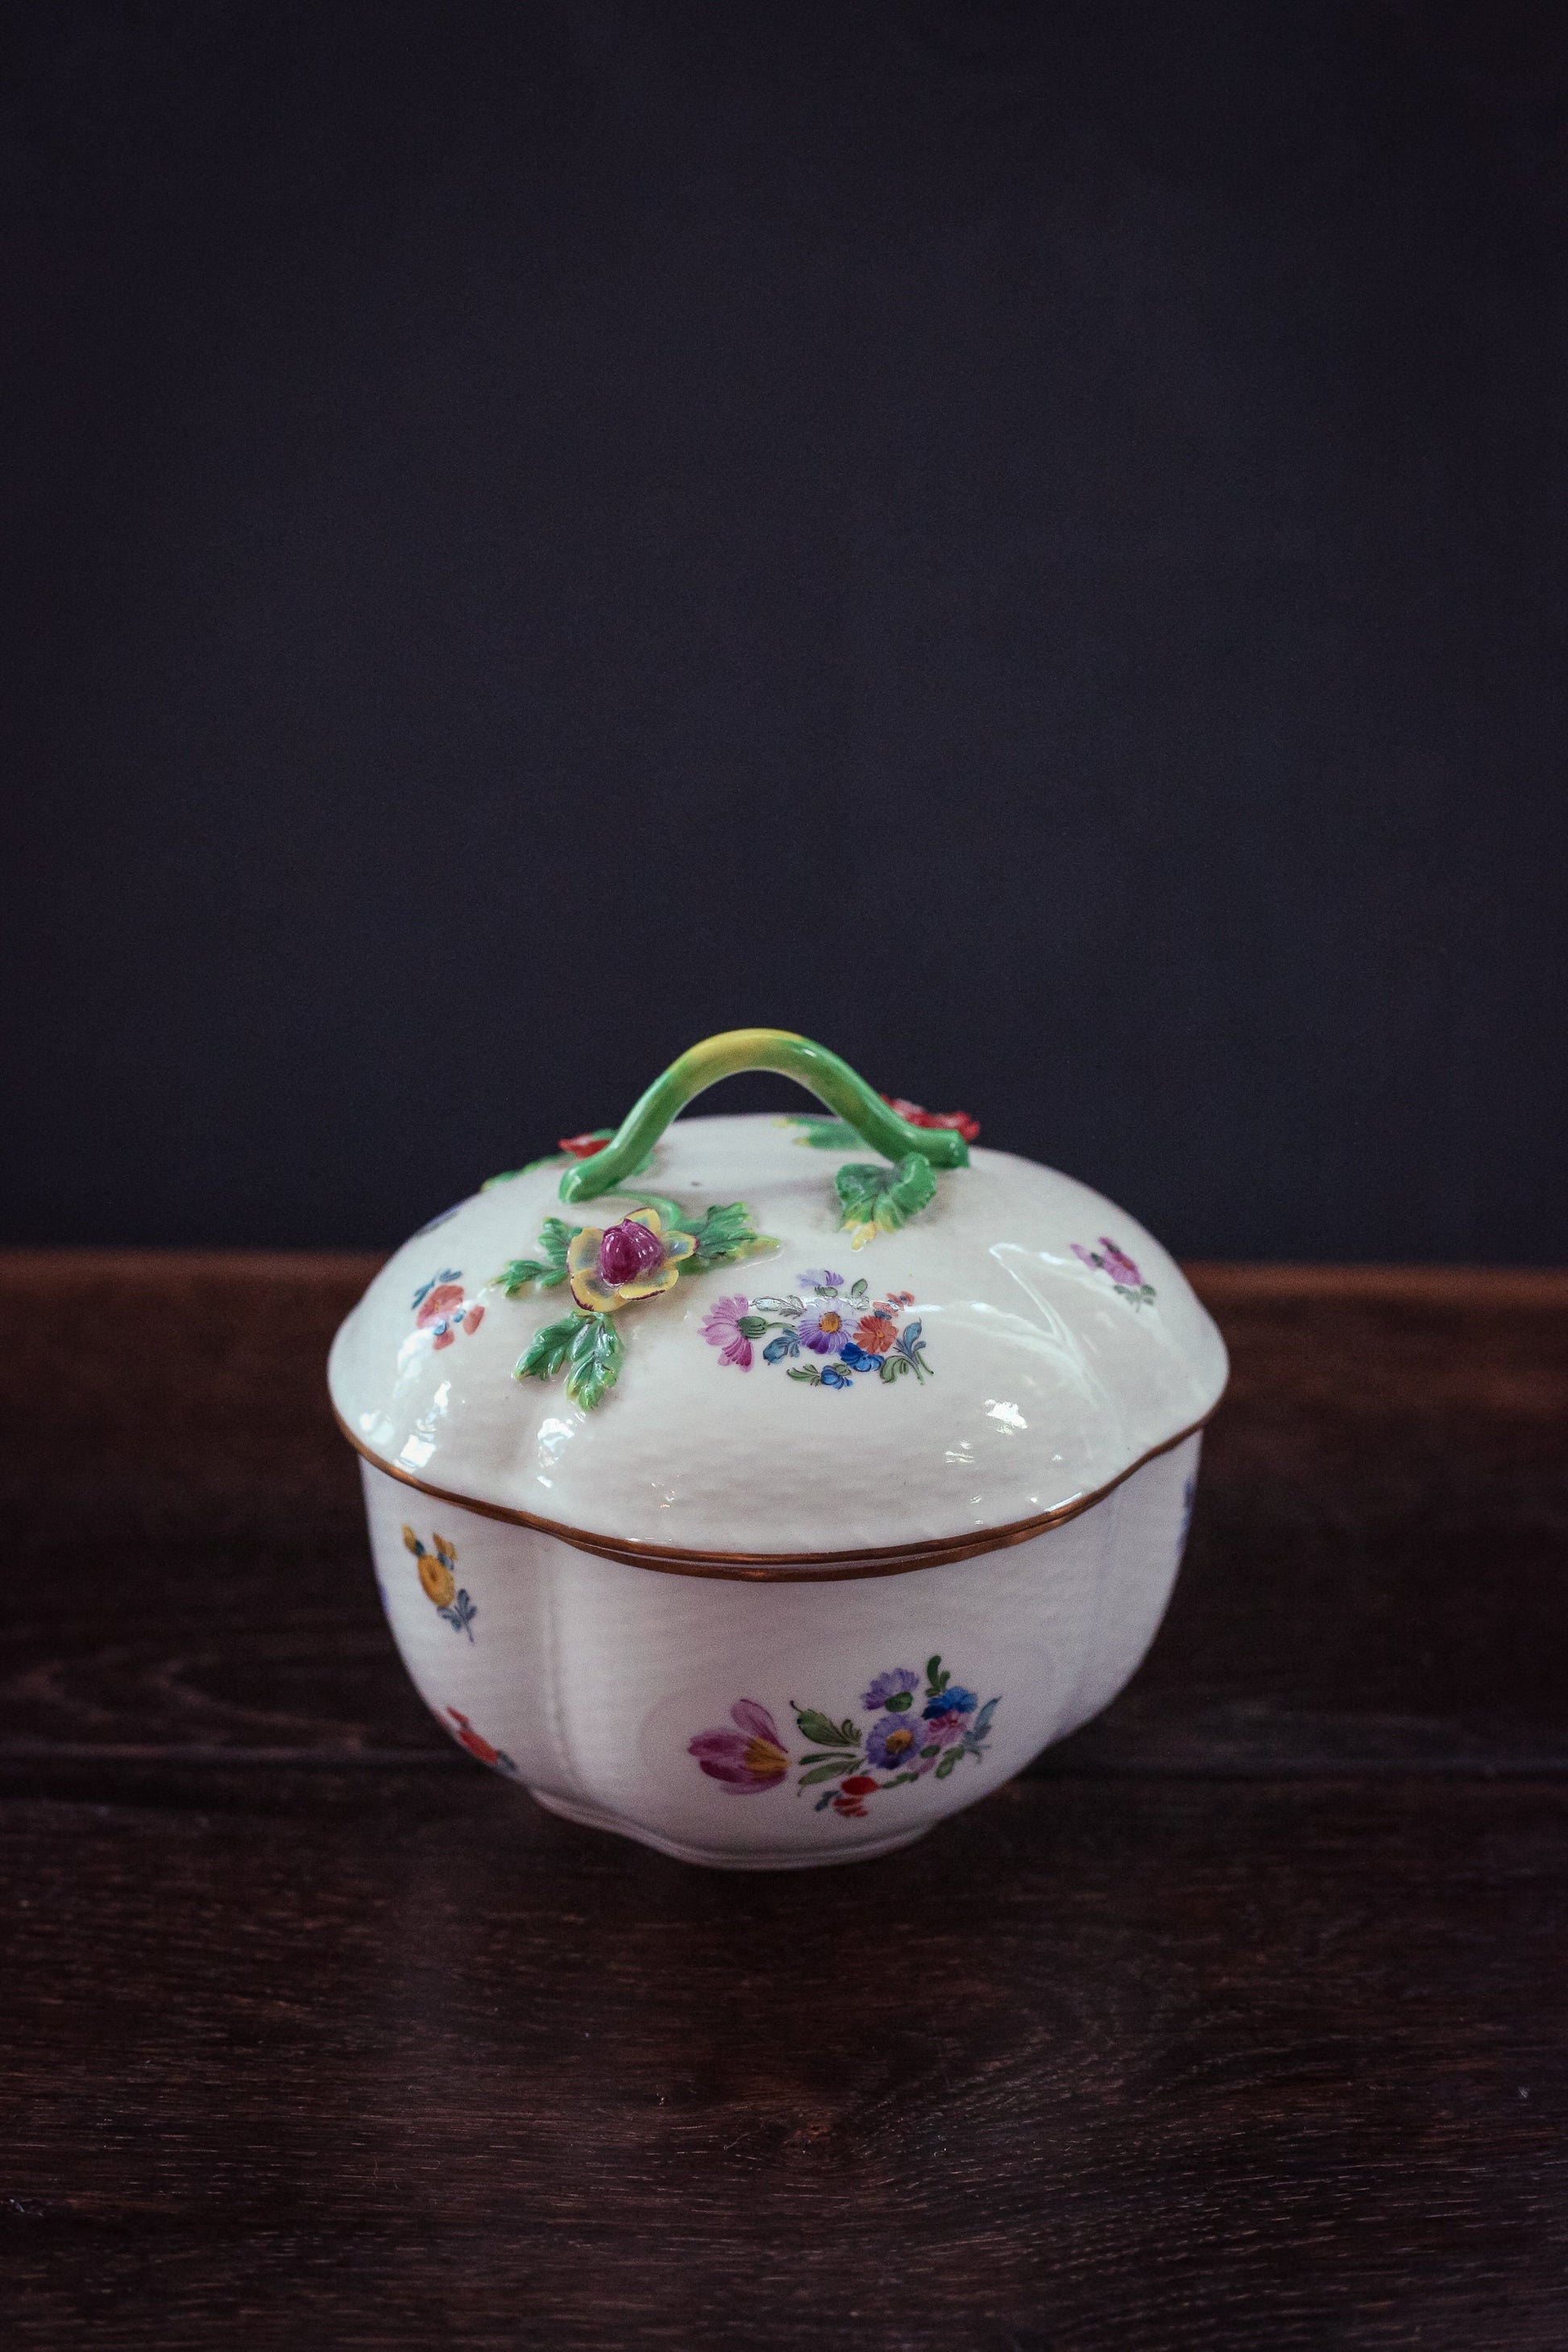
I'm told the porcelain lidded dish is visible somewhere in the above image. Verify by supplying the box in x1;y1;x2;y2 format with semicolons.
329;1029;1228;1869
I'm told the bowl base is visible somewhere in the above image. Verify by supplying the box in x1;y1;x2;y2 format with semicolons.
526;1786;935;1872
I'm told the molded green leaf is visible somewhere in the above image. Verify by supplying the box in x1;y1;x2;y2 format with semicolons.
678;1200;775;1275
833;1153;938;1236
565;1313;623;1410
496;1217;582;1296
782;1114;857;1150
515;1313;583;1382
794;1710;860;1750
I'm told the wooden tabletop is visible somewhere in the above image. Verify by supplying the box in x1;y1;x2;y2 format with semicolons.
4;1254;1566;2350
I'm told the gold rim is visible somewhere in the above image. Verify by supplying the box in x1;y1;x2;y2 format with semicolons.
333;1402;1219;1582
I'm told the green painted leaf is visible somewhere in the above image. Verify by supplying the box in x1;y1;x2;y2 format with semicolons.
794;1710;860;1750
920;1744;941;1759
927;1656;947;1691
678;1200;774;1275
516;1313;583;1382
787;1363;821;1384
496;1217;582;1296
935;1751;960;1779
565;1313;623;1410
882;1770;919;1789
798;1760;856;1788
849;1278;869;1299
797;1751;860;1768
735;1314;769;1340
885;1691;913;1712
833;1152;938;1236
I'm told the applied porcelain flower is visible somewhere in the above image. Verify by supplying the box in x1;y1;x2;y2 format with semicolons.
882;1096;981;1143
566;1205;696;1313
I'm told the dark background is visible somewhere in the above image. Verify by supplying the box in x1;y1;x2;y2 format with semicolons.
6;0;1566;1259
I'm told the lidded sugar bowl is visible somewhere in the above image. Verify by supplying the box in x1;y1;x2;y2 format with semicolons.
329;1029;1227;1869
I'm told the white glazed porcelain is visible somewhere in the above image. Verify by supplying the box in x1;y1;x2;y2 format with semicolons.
330;1031;1226;1868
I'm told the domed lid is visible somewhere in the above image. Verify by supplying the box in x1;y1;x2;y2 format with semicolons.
328;1031;1227;1574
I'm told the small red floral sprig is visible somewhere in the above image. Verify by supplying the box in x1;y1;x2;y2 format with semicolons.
410;1271;485;1349
1072;1237;1157;1311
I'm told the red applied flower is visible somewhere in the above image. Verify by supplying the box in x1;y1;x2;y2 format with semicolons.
559;1131;612;1159
882;1096;981;1143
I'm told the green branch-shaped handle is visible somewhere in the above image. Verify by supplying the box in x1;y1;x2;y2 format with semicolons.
558;1028;970;1205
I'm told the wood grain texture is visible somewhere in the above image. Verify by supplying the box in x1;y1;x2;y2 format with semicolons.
2;1254;1566;2349
2;1772;1565;2350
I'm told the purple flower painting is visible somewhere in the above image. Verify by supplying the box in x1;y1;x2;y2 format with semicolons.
861;1666;920;1711
687;1699;791;1794
1072;1237;1157;1310
700;1271;932;1392
865;1714;924;1770
701;1295;761;1370
689;1656;1002;1821
798;1298;853;1354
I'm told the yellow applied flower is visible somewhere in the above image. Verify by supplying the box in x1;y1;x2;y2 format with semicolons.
566;1205;696;1313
